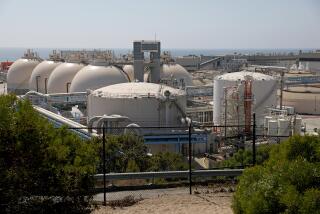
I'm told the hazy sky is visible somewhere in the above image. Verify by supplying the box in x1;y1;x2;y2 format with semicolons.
0;0;319;49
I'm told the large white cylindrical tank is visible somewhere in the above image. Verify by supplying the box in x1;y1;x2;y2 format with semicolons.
268;120;278;136
7;59;40;94
87;82;187;127
122;65;134;82
47;63;84;93
29;60;61;93
294;117;302;135
70;65;129;92
278;118;291;136
161;64;193;86
213;71;277;126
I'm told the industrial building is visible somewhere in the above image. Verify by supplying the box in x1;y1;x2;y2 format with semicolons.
4;41;320;158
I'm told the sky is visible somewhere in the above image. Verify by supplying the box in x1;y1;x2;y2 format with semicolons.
0;0;319;49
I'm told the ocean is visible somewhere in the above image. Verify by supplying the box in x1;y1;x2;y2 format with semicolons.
0;47;314;62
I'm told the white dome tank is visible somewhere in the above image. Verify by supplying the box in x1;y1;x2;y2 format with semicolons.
122;65;134;82
87;82;187;127
47;63;84;93
7;59;40;94
29;60;61;93
161;64;193;86
213;71;277;126
69;65;129;92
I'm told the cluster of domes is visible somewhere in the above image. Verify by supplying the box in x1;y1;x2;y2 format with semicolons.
7;59;193;95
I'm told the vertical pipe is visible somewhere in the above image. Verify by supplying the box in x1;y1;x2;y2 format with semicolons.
188;123;192;195
66;82;71;93
280;72;284;110
44;78;48;94
102;125;106;206
165;101;170;127
224;87;227;139
36;75;40;92
252;113;256;165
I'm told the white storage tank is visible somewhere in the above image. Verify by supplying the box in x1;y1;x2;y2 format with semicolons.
47;63;84;93
278;118;291;136
213;71;277;127
87;82;187;127
7;59;40;94
29;60;61;93
268;120;278;136
70;65;129;92
293;117;302;135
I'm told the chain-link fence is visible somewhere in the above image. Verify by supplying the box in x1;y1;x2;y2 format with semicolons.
62;115;291;206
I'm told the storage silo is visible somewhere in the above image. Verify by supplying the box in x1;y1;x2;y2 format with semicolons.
294;117;302;135
29;60;61;93
268;120;278;136
87;82;187;127
7;59;40;94
47;63;84;93
213;71;278;127
69;65;129;92
278;118;291;136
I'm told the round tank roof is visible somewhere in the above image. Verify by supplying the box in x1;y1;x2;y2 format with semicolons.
161;64;193;86
215;71;275;81
29;60;61;92
92;82;186;99
47;63;84;93
7;58;40;92
69;65;129;92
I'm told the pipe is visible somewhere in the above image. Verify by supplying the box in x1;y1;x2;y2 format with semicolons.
124;123;141;135
95;114;130;134
88;116;104;133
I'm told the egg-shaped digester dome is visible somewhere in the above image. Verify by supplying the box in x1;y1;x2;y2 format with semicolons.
47;63;84;93
161;64;193;86
7;59;40;94
87;82;187;127
69;65;129;92
29;60;61;93
213;71;278;126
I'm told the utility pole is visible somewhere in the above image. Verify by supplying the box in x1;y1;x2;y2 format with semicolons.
102;125;106;206
188;122;192;195
252;113;256;165
224;87;228;139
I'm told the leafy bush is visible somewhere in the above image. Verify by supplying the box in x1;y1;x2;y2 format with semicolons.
0;95;99;213
95;134;189;173
148;152;188;171
220;144;273;168
233;135;320;214
95;134;150;173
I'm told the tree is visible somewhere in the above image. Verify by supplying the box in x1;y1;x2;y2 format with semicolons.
95;134;150;173
148;152;188;171
0;95;99;213
220;144;272;168
233;135;320;214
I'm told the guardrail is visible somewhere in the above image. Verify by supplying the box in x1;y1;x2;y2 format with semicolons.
94;169;243;181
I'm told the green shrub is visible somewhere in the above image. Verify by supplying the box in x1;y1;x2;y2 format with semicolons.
0;95;99;213
221;144;273;168
233;135;320;214
148;152;188;171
